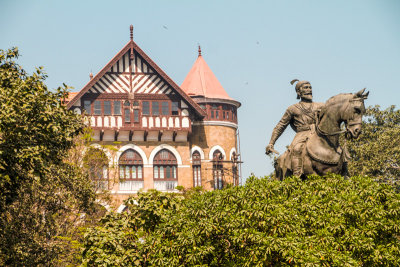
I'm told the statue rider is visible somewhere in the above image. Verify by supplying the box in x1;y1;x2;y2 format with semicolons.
265;80;323;176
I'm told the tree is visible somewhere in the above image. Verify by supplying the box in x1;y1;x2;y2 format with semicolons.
82;174;400;266
346;105;400;185
0;48;96;265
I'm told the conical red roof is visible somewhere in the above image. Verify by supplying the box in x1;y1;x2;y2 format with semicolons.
181;51;233;100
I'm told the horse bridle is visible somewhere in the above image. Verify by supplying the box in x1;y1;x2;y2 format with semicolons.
315;103;363;138
315;110;347;137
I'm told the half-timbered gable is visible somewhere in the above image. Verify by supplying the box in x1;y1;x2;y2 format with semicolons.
67;33;206;143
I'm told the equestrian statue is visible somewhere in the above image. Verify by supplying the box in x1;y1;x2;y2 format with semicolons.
265;79;369;180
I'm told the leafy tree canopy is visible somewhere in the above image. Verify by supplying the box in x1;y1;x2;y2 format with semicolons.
0;48;96;265
82;174;400;266
347;105;400;184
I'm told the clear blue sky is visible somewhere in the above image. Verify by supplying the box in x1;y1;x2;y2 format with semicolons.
1;0;399;179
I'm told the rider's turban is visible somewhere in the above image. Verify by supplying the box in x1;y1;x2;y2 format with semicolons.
291;79;311;99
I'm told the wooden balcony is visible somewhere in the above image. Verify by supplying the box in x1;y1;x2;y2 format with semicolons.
86;115;191;142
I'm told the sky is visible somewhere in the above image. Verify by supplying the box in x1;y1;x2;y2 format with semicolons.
1;0;399;180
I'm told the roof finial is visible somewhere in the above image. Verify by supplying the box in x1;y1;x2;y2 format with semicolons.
198;45;202;57
89;72;93;80
130;25;133;41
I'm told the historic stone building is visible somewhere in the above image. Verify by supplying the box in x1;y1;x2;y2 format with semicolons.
66;26;241;206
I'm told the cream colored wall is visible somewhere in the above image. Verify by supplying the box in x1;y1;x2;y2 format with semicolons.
93;123;238;208
94;141;191;207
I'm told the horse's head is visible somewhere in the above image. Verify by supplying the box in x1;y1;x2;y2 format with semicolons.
320;89;369;139
342;88;369;138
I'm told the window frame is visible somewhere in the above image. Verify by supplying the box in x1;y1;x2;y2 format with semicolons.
192;151;202;187
171;101;179;116
94;100;102;115
133;109;140;123
118;149;144;181
114;101;121;115
152;101;160;116
161;101;170;115
212;150;224;190
83;100;92;115
142;101;150;115
104;101;111;115
153;149;178;181
124;108;131;123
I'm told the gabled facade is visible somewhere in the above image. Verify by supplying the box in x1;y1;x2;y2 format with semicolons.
67;26;241;207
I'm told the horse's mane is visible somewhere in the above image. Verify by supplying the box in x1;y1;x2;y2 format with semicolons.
319;93;354;119
321;93;366;119
325;93;353;106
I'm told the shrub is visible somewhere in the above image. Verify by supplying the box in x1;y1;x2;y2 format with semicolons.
82;175;400;266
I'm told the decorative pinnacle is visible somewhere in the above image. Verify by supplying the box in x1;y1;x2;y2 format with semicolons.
130;25;133;40
198;45;202;57
89;72;93;80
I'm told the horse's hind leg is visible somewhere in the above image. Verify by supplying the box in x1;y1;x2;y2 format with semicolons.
302;154;312;176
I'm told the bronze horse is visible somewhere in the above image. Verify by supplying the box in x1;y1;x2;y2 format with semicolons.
275;89;369;180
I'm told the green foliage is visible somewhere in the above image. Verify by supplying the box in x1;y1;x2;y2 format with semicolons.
347;105;400;185
0;48;96;265
82;190;183;266
82;175;400;266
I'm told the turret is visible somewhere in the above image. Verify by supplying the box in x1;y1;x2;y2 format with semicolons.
181;46;241;189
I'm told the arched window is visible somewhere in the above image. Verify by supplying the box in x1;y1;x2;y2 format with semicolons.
192;151;202;187
213;150;224;190
119;149;144;191
84;147;109;191
153;149;178;191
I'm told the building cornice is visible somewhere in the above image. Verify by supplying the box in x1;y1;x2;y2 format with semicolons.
191;96;241;108
192;121;238;129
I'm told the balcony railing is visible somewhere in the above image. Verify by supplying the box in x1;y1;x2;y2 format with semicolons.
119;180;144;191
154;181;178;192
88;115;190;129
